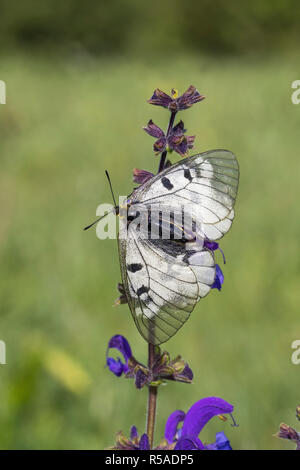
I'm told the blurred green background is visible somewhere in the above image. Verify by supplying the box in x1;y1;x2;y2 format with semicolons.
0;0;300;450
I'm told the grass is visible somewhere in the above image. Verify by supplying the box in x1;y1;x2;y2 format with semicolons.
0;51;299;449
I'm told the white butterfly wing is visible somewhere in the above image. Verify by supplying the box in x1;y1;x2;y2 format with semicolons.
131;150;239;240
119;221;216;345
118;149;239;344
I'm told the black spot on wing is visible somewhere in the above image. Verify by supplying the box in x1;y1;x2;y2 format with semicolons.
184;169;193;182
161;177;174;190
127;263;143;273
137;285;149;296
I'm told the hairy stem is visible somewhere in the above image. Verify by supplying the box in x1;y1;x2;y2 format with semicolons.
158;111;177;173
146;343;158;449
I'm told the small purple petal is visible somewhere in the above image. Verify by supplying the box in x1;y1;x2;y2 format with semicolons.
176;85;205;110
181;365;193;381
143;120;165;138
153;136;167;153
106;357;125;377
168;134;189;156
211;264;224;291
214;432;232;450
277;423;300;444
204;240;219;251
175;436;204;450
205;432;232;450
148;89;173;108
133;168;154;185
182;397;234;439
130;425;138;440
135;369;148;389
164;410;185;444
171;120;185;135
167;122;194;157
168;133;184;147
139;434;150;450
107;335;132;362
173;137;189;157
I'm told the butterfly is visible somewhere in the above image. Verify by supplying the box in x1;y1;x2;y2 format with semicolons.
118;149;239;345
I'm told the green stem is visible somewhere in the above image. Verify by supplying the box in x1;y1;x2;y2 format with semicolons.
146;343;157;449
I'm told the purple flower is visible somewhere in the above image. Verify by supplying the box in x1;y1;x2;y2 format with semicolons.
143;119;195;157
148;86;205;112
212;264;224;291
111;398;236;450
106;335;132;377
133;168;154;185
164;397;235;450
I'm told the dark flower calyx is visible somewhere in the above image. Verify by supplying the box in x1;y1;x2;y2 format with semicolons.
148;86;205;112
109;428;150;450
143;119;195;157
276;420;300;450
106;335;193;388
133;168;154;185
114;283;128;306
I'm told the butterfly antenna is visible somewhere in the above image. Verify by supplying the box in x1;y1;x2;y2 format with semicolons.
105;170;117;210
83;212;110;231
83;170;118;231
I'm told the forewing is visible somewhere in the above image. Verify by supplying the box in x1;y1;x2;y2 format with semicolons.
131;150;239;240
